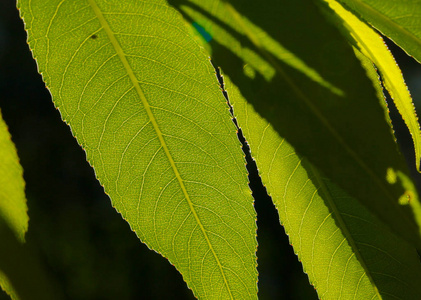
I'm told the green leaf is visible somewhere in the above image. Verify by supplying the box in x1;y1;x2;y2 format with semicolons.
0;110;27;243
335;0;421;63
322;0;421;176
0;109;28;299
224;69;421;299
320;0;421;239
170;0;421;247
18;0;258;298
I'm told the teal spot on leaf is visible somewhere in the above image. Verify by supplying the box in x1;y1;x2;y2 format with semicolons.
192;22;212;43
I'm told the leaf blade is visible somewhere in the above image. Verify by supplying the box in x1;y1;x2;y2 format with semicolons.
18;0;258;298
0;109;28;299
335;0;421;63
225;72;421;299
86;1;232;289
323;0;421;176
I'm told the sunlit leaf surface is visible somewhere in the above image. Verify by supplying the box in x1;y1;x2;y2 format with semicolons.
324;0;421;180
18;0;258;298
336;0;421;63
321;0;421;239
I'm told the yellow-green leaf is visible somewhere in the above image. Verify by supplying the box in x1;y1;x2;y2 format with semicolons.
0;109;28;299
224;69;421;299
323;0;421;174
336;0;421;63
18;0;258;298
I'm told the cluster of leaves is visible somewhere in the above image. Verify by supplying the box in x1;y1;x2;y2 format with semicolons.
1;0;421;298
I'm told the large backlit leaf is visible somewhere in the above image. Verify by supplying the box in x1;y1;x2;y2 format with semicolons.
0;109;28;299
170;0;421;247
224;70;421;299
18;0;258;298
335;0;421;63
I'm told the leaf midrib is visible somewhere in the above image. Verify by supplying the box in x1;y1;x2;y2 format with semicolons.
309;164;382;300
86;0;233;297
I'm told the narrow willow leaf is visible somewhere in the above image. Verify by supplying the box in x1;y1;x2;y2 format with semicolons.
170;0;421;247
335;0;421;63
0;109;28;299
0;110;27;244
320;0;421;238
18;0;258;298
322;0;421;176
224;72;421;299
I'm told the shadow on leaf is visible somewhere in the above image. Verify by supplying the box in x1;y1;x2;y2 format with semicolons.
169;0;421;247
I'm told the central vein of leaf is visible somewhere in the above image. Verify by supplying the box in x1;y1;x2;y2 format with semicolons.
309;164;381;299
87;0;232;297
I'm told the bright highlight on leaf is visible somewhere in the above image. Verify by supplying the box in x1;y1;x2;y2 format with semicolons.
324;0;421;173
336;0;421;63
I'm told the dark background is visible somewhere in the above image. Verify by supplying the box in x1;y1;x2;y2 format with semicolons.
0;0;420;299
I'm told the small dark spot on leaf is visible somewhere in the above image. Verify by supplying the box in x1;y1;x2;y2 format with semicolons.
91;34;98;39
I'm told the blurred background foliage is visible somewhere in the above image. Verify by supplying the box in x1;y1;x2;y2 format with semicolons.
0;0;420;299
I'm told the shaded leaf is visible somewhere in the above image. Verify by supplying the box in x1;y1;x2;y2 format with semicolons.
0;217;57;300
18;0;258;298
224;71;421;300
170;0;421;247
322;0;421;189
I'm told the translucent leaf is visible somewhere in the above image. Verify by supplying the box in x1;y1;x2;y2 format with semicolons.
18;0;258;298
224;69;421;299
0;109;28;299
322;0;421;179
336;0;421;63
170;0;421;247
0;110;27;244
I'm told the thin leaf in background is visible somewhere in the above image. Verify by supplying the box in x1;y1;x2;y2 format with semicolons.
0;109;28;299
0;110;56;299
0;217;57;300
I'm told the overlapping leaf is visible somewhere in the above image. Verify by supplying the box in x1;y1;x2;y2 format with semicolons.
322;0;421;187
171;0;421;297
336;0;421;63
170;0;421;247
224;71;421;299
18;0;258;298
